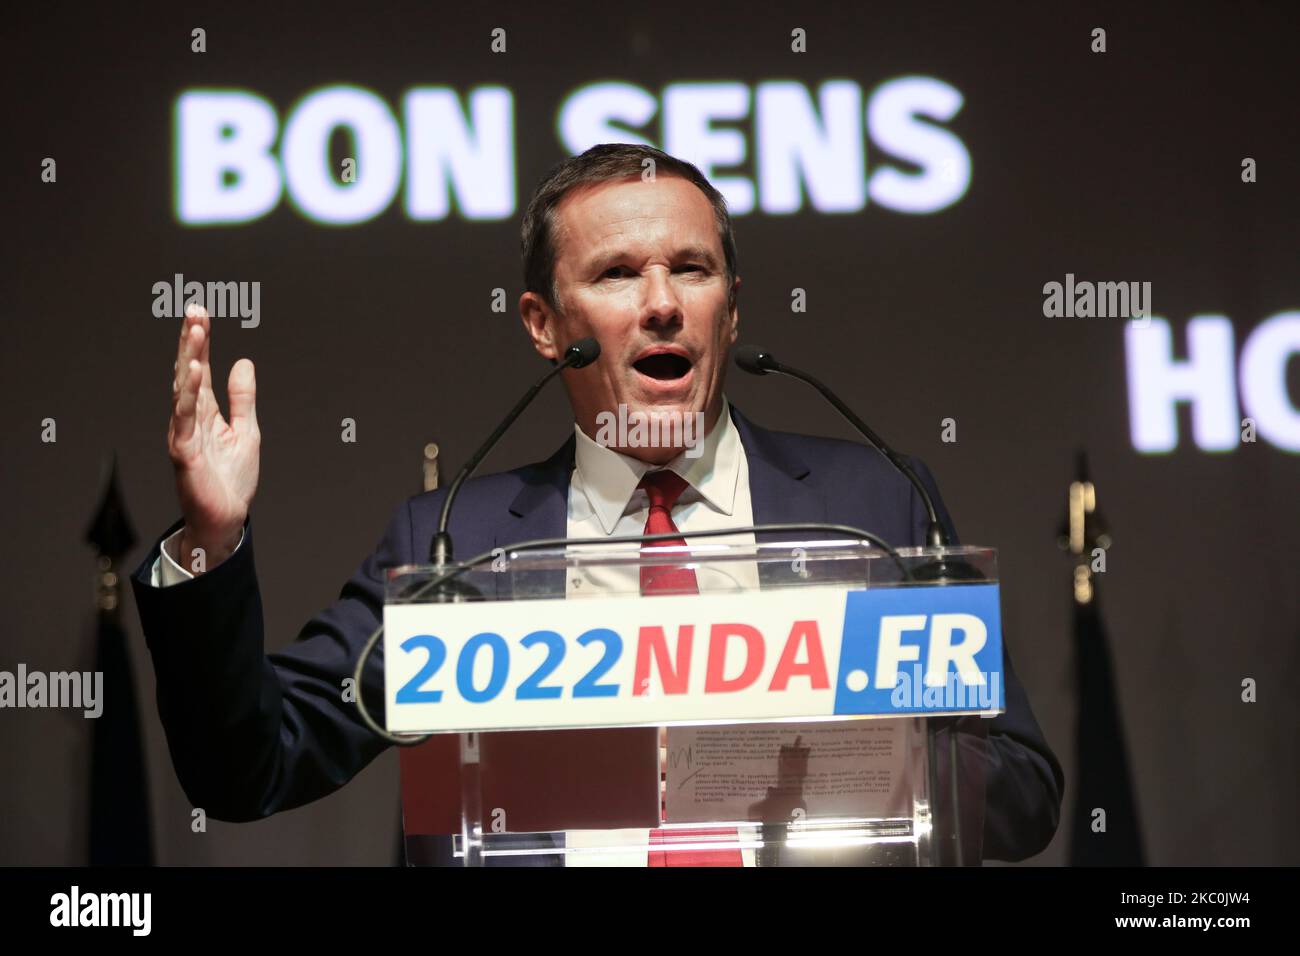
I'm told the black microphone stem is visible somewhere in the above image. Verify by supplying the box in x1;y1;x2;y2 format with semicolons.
784;363;946;547
432;340;599;565
433;362;566;565
736;347;948;548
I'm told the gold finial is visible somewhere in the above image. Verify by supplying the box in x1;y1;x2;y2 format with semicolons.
1058;452;1111;605
422;442;440;492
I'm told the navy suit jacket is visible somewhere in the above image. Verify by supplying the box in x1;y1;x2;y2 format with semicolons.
130;405;1064;862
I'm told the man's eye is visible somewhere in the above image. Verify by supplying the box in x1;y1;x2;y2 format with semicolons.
601;267;630;279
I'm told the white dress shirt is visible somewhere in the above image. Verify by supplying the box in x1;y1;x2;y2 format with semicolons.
565;396;757;596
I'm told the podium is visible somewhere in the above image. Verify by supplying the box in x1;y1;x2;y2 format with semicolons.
382;536;1000;866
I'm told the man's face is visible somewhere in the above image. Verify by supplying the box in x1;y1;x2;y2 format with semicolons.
520;174;740;464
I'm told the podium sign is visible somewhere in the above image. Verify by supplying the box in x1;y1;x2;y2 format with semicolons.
384;583;1004;734
387;539;997;867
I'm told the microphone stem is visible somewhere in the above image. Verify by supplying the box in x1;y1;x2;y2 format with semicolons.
774;360;948;547
434;357;576;563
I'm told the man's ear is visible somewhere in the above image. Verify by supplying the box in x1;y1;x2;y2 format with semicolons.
519;291;559;361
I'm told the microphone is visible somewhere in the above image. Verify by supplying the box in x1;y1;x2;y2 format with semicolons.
734;345;950;549
429;338;600;569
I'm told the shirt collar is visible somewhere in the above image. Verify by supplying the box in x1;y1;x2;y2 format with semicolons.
572;396;742;535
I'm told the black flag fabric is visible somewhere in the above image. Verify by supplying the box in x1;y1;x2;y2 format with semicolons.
85;456;154;866
1068;592;1144;865
1062;453;1144;867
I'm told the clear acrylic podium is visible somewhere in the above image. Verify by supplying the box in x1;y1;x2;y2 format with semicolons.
385;537;995;867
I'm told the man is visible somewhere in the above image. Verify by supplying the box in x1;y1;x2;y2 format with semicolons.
134;144;1063;863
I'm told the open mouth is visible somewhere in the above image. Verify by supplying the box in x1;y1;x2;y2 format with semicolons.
632;352;693;381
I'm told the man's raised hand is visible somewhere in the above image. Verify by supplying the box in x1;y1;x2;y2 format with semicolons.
168;303;260;574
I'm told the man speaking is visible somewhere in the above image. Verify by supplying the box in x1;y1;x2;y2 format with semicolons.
133;144;1063;864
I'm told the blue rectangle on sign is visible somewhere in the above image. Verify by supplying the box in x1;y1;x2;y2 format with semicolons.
833;583;1004;716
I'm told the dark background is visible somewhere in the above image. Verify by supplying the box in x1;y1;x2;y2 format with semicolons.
2;0;1296;865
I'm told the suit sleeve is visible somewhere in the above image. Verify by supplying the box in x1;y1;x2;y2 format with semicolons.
906;457;1066;862
128;498;417;821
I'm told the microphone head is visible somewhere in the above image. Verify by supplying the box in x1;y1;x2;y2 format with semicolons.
565;337;601;368
734;344;776;375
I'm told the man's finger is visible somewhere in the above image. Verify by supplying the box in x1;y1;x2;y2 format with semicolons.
176;314;202;383
177;303;213;393
193;305;213;392
183;311;213;395
177;303;206;371
173;358;201;445
227;358;257;432
174;314;191;379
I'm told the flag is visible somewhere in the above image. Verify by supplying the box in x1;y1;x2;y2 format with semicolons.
86;455;154;865
1061;453;1144;866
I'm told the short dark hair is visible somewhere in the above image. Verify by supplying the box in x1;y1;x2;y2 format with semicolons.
520;143;739;310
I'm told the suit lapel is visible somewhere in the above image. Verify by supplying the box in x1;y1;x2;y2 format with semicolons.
730;405;830;589
730;404;827;530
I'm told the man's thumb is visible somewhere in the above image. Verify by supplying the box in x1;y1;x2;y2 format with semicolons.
228;358;257;428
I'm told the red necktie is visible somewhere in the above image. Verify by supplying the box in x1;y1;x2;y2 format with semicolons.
638;470;699;596
639;470;743;867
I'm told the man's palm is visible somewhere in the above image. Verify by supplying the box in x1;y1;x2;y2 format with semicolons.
169;305;260;566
